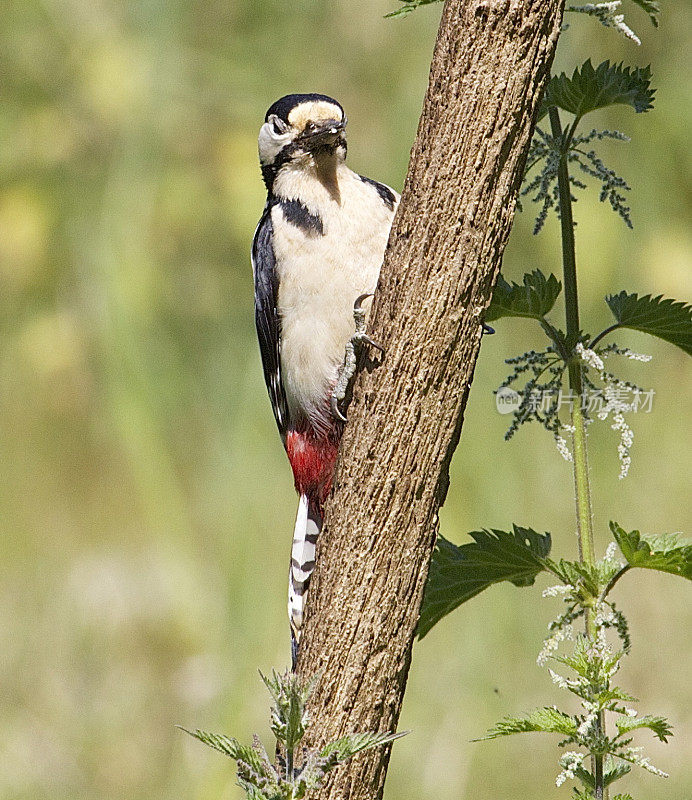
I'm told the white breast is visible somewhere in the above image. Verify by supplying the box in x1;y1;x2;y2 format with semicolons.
271;163;397;435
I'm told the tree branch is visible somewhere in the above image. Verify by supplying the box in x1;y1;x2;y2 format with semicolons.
296;0;564;797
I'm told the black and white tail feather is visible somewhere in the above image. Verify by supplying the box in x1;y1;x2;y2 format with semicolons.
289;495;322;669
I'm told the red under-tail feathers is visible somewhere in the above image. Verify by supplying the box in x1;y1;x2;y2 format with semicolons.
285;428;340;511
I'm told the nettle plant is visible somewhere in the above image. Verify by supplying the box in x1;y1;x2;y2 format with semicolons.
397;1;692;799
181;671;405;799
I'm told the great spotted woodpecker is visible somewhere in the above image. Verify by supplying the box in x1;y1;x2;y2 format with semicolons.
251;93;399;663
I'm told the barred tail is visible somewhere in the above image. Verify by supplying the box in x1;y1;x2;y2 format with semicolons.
288;493;321;667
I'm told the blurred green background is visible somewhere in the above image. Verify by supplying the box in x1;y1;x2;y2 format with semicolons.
1;0;690;798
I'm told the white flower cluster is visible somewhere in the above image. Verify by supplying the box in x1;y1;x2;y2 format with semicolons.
568;1;641;45
577;702;599;737
591;603;623;678
554;432;574;462
536;551;671;795
598;382;636;479
556;751;586;787
621;348;652;362
575;342;654;477
576;342;605;371
622;747;670;778
542;584;572;598
548;668;569;689
594;605;617;630
537;623;574;666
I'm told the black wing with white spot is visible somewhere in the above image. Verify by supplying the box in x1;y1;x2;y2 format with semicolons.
252;205;289;439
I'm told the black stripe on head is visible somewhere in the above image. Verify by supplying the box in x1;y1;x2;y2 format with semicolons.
359;175;396;211
279;198;324;236
265;93;344;124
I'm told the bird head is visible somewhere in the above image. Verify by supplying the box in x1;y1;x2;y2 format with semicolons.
258;94;347;187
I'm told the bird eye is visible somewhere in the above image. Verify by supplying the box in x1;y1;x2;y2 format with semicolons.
270;116;287;135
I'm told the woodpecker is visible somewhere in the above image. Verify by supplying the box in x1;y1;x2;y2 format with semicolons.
251;93;399;663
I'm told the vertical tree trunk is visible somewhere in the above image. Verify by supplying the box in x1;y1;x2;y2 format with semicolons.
296;0;563;796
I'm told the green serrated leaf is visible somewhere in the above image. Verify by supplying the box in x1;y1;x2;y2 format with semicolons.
543;558;600;598
604;761;632;787
552;634;622;681
615;715;673;742
612;794;635;800
486;270;562;322
319;731;407;766
603;291;692;355
574;765;595;790
572;791;596;800
599;687;638;704
629;0;659;26
479;707;577;740
179;728;266;772
418;526;551;638
259;669;315;752
538;60;655;122
611;522;692;580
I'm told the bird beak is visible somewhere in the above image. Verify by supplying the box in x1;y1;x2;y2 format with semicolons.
300;119;346;148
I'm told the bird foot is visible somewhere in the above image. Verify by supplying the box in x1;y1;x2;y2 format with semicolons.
330;293;384;422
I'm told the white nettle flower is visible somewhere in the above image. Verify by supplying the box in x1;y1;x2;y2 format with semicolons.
537;624;574;666
556;751;586;787
594;607;617;627
542;584;572;598
548;668;569;689
597;382;636;478
637;757;669;778
623;748;670;778
577;706;598;737
622;347;652;362
568;1;641;44
576;342;605;371
555;433;574;462
575;342;652;478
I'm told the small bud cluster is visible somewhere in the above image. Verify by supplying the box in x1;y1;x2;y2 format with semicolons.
568;2;641;45
521;127;633;233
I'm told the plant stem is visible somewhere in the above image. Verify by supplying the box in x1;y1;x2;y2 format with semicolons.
549;105;606;800
286;744;293;782
589;323;621;349
548;106;596;570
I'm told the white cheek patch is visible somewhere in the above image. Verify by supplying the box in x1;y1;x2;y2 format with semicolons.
258;122;294;165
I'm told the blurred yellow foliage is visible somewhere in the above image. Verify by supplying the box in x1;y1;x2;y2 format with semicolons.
0;186;50;290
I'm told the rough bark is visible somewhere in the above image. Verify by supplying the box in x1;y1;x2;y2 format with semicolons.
296;0;563;797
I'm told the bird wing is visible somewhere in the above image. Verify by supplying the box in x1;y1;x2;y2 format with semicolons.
252;204;290;440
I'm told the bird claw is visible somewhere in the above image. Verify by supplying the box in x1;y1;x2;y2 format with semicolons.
330;293;384;422
330;392;348;423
